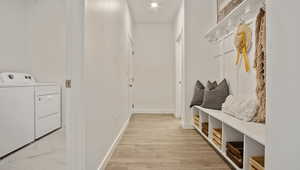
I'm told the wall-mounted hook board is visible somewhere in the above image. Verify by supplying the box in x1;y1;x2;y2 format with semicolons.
205;0;265;43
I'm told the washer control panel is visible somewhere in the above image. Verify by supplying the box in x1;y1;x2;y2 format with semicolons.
0;72;36;84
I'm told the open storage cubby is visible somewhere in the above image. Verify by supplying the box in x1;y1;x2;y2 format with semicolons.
244;136;265;170
199;110;209;137
192;107;200;128
199;109;209;123
209;116;222;149
192;106;266;170
223;124;244;152
223;124;244;169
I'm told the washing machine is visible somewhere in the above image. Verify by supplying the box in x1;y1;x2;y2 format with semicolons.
0;73;36;158
0;72;61;157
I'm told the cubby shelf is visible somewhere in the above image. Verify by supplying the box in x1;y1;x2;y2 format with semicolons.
194;106;265;145
205;0;265;42
192;106;265;170
193;123;242;170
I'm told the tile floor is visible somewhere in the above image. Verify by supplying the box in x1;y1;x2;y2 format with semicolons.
0;130;66;170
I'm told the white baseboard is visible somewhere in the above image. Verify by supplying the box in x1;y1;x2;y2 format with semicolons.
97;117;130;170
174;113;181;119
134;108;175;114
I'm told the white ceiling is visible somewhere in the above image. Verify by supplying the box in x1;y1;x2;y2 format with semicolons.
127;0;182;24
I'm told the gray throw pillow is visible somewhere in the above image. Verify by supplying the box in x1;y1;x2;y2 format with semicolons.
201;79;229;110
190;80;205;108
207;81;218;90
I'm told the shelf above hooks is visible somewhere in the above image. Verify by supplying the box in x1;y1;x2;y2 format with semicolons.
205;0;265;43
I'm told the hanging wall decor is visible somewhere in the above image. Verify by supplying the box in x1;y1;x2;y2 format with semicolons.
217;0;244;23
253;8;266;123
234;24;252;72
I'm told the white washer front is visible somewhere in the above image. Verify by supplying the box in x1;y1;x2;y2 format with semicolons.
0;72;36;157
0;87;35;158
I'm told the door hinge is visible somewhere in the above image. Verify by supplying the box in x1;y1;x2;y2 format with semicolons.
65;80;72;88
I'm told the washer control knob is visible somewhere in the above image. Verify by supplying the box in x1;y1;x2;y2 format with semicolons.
8;74;14;80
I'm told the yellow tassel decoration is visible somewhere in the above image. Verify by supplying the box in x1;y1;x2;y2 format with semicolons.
235;28;251;73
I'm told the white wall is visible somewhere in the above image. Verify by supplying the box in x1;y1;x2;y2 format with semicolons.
183;0;219;128
27;0;66;84
133;24;175;113
0;0;30;73
0;0;66;83
27;0;67;126
84;0;133;169
266;1;300;170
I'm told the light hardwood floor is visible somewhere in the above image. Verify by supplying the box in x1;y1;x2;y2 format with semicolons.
106;114;232;170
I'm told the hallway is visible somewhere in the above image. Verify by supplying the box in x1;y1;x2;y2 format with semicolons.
106;114;232;170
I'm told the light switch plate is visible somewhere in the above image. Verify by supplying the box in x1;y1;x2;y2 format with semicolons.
65;80;72;88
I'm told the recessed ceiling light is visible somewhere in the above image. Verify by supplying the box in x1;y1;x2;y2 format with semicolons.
150;2;159;8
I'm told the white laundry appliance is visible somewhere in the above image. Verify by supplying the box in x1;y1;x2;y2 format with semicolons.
34;83;61;139
0;72;61;158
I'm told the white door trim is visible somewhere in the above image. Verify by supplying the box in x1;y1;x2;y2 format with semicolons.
175;28;185;119
128;34;134;114
65;0;86;170
176;29;183;43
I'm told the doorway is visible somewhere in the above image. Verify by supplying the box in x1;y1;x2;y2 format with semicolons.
175;30;185;119
128;35;135;114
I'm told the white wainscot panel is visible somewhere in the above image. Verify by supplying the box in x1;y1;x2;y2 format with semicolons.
212;41;223;58
223;33;234;53
237;22;257;98
223;51;238;95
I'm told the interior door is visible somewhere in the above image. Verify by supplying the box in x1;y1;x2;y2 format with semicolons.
128;37;135;114
65;0;85;169
176;32;184;119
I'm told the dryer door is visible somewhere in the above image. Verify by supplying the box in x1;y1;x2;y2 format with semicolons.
36;94;60;119
35;86;61;139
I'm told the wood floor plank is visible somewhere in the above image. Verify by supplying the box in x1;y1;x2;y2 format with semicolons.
105;114;232;170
